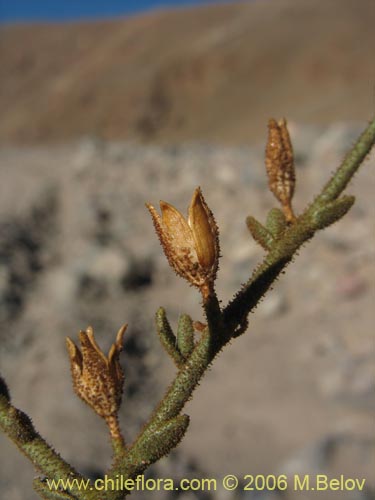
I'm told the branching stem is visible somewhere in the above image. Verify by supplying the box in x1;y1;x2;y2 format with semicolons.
0;117;374;500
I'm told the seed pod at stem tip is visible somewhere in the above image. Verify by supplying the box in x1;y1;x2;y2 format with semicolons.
66;324;126;422
146;187;220;296
265;118;296;222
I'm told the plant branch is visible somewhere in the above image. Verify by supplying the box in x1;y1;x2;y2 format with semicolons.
316;117;375;204
1;118;373;500
0;380;97;500
105;118;374;499
224;117;375;333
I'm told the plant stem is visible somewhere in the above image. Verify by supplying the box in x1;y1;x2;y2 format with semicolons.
0;392;98;500
107;118;375;499
224;117;375;332
317;117;375;204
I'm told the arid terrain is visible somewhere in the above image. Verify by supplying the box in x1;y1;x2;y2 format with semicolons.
0;1;374;499
0;0;374;145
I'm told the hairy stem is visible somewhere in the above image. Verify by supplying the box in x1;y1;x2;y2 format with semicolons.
0;390;98;500
107;117;375;499
224;117;375;332
316;117;375;203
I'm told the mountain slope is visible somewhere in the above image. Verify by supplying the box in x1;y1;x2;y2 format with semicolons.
0;0;374;144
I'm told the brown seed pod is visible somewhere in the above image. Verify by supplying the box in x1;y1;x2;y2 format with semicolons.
265;118;296;222
146;187;220;299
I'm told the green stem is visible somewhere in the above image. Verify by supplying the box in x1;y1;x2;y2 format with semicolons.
224;117;375;332
316;117;375;204
223;216;313;332
108;294;228;493
105;333;216;498
107;118;375;498
0;392;97;500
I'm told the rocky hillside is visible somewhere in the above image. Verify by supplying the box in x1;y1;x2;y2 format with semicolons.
0;0;374;145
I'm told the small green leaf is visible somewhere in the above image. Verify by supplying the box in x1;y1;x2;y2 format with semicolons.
246;216;274;250
130;415;189;466
312;196;355;230
265;208;287;238
155;308;184;368
177;314;195;359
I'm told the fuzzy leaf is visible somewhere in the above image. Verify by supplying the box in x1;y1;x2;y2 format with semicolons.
156;308;185;368
177;314;195;359
312;196;355;230
130;415;189;466
246;216;274;250
266;208;287;238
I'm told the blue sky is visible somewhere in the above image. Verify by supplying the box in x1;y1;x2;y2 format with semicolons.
0;0;230;23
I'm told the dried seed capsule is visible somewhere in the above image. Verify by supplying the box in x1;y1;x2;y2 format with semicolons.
265;118;296;222
146;187;220;299
66;325;126;428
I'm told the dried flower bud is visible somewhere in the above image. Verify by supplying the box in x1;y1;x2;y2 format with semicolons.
265;118;296;222
66;325;126;421
146;187;219;298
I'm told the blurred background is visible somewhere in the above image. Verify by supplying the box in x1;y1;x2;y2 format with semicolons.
0;1;374;499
